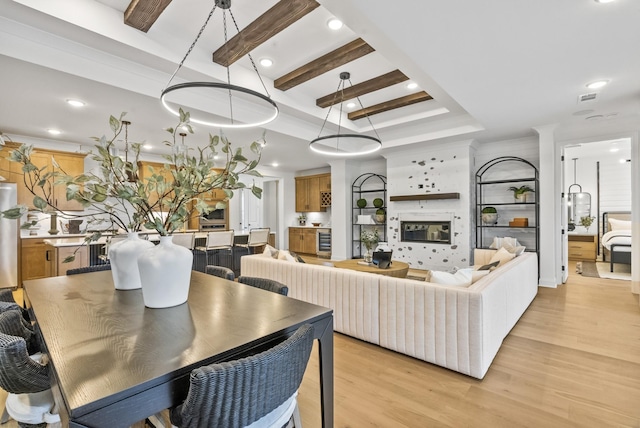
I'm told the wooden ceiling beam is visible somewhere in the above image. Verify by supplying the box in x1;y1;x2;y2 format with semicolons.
316;69;409;108
213;0;320;67
348;92;433;121
124;0;173;33
274;38;375;91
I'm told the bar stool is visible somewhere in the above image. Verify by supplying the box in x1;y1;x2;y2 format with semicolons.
195;230;235;271
235;227;270;255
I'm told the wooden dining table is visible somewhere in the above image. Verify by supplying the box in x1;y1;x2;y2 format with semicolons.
23;271;334;428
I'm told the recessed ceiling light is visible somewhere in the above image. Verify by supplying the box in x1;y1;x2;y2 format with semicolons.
586;80;609;89
143;144;153;150
66;99;85;107
213;155;220;160
619;158;627;163
595;0;615;3
47;129;61;135
406;82;418;90
610;147;619;152
327;18;343;30
259;58;273;67
271;162;279;167
346;102;356;109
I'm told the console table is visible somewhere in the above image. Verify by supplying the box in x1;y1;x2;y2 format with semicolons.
334;259;410;278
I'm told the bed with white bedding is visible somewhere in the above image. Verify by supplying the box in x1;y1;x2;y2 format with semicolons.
602;212;631;272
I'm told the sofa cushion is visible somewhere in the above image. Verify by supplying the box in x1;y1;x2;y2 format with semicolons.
477;261;499;271
277;250;297;262
430;268;473;287
262;244;279;258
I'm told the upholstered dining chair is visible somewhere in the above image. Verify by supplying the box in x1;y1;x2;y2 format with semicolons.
0;290;29;322
235;228;270;255
66;264;112;275
0;332;60;427
0;309;39;356
205;265;235;281
195;230;235;269
169;324;314;428
237;276;288;296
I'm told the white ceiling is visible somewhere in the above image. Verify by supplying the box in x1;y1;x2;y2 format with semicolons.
0;0;638;173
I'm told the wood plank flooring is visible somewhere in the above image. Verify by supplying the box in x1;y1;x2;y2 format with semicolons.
297;261;640;427
2;263;638;427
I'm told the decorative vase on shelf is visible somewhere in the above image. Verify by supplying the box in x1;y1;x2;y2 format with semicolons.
138;236;193;308
109;232;154;291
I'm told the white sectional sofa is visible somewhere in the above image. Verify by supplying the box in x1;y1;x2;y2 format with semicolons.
241;249;538;379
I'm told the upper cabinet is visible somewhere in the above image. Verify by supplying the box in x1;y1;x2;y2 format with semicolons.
137;160;175;207
1;142;86;211
295;173;330;212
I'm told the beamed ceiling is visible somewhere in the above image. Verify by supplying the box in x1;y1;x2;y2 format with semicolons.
124;0;433;121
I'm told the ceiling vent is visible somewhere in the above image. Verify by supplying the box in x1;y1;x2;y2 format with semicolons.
578;92;597;103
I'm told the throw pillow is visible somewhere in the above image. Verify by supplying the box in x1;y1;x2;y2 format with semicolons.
489;247;515;266
277;250;298;263
489;236;519;250
262;244;279;259
289;251;306;263
430;268;473;287
477;261;499;271
502;241;526;256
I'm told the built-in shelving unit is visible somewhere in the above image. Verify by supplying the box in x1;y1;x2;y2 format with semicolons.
352;173;387;259
475;157;539;257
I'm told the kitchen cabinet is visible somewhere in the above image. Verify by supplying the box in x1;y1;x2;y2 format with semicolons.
1;142;85;211
475;156;539;259
137;160;175;207
20;238;55;282
46;242;89;276
568;234;596;261
295;173;330;212
288;227;316;254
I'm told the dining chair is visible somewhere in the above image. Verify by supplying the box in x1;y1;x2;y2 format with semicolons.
0;290;29;323
66;264;112;275
0;332;60;427
237;276;288;296
169;324;314;428
235;228;270;255
0;309;39;356
194;230;235;270
205;265;235;281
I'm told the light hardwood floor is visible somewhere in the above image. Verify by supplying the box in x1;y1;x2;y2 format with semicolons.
2;263;638;427
297;261;640;428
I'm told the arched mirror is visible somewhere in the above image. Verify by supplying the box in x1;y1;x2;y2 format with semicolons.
567;158;591;230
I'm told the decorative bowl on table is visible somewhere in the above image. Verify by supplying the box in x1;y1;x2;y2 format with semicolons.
312;222;322;227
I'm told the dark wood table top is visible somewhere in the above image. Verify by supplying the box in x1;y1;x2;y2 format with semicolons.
334;258;410;278
23;270;333;427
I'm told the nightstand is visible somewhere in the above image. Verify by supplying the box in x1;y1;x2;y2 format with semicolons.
568;234;597;261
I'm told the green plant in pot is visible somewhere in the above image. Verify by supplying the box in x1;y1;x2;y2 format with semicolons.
508;185;534;202
481;206;498;225
356;198;367;208
579;215;595;233
373;198;384;208
375;208;386;223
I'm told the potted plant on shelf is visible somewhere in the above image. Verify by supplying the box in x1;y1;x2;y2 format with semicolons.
356;198;367;208
375;208;386;223
508;185;534;203
481;206;498;225
1;109;263;308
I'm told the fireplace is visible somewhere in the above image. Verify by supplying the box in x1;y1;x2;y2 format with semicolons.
400;221;451;244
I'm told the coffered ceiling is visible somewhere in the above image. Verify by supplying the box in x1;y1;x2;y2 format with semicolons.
0;0;638;173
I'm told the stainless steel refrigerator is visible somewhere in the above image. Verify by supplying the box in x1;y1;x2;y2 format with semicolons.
0;183;18;289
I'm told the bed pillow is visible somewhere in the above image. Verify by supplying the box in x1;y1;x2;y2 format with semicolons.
489;247;515;266
609;218;632;231
430;268;473;287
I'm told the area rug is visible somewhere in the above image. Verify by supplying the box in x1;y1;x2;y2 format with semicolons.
596;262;631;281
579;261;600;278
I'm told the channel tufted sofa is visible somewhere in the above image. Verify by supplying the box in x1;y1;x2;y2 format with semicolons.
241;249;538;379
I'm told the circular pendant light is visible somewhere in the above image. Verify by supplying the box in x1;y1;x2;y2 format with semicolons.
309;72;382;156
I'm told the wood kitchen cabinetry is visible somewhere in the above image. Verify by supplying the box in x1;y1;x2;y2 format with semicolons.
137;161;175;207
288;227;317;255
20;238;55;283
46;243;89;276
1;142;86;210
295;173;330;212
568;234;597;261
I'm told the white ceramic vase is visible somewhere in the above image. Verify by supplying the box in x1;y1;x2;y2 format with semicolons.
109;232;154;290
138;236;193;308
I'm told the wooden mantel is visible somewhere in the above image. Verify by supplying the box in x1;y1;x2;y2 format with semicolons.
389;193;460;202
